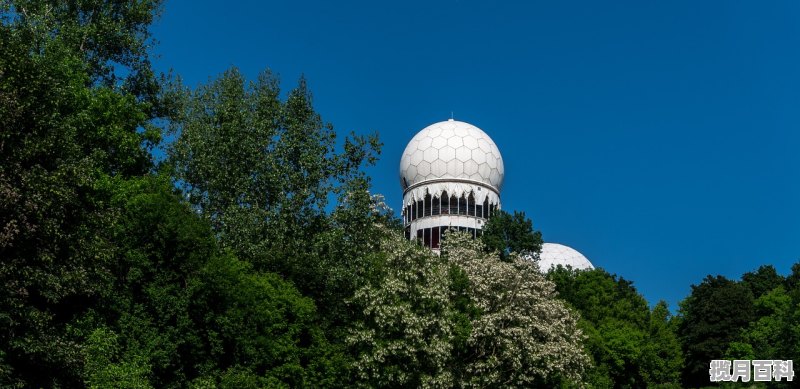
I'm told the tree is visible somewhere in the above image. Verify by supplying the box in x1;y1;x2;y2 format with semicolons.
640;301;683;387
548;267;682;388
443;232;589;387
783;262;800;362
347;229;455;387
82;327;153;389
0;9;162;384
741;265;784;299
4;0;173;117
348;230;589;388
725;286;792;361
480;210;543;261
677;275;755;388
723;263;800;389
85;176;344;388
166;68;383;333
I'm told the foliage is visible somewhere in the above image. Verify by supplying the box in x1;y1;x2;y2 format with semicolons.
548;267;682;388
5;0;800;387
0;9;158;385
3;0;173;118
349;230;589;388
0;10;344;382
673;265;800;388
677;275;755;388
721;265;800;388
83;327;153;389
640;302;683;387
741;265;784;300
347;229;454;387
443;232;589;387
94;176;343;388
165;67;385;333
480;209;543;261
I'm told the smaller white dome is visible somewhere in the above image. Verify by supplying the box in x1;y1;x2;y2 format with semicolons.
538;243;594;272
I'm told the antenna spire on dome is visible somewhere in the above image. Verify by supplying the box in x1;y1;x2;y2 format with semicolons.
449;111;454;121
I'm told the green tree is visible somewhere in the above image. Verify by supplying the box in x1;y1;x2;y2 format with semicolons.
85;176;343;387
783;262;800;362
725;286;791;361
548;267;682;388
0;1;176;384
1;10;341;382
722;263;800;389
741;265;784;299
166;67;384;334
480;210;543;261
83;327;153;389
640;301;683;387
5;0;173;117
677;275;755;388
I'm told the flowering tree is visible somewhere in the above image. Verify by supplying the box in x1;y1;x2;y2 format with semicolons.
442;232;589;387
348;229;589;388
347;230;455;387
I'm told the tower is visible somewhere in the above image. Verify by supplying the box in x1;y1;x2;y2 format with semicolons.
399;119;504;250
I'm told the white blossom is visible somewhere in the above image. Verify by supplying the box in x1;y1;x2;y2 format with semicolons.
443;232;589;387
347;230;454;388
348;229;590;388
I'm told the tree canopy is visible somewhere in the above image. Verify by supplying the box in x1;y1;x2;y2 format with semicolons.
480;209;542;261
348;230;589;388
2;1;798;387
548;267;683;388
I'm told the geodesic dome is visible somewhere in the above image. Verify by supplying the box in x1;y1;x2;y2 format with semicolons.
399;119;504;192
538;243;595;272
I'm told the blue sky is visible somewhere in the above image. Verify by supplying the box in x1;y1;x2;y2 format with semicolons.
151;0;800;310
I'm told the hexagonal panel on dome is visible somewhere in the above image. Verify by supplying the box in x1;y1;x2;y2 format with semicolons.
423;147;438;162
431;160;447;176
418;137;433;150
490;143;501;157
455;146;472;162
472;149;487;164
477;139;492;153
453;126;468;137
439;146;456;161
410;150;424;165
405;164;417;180
447;136;463;148
489;169;500;185
486;155;497;169
446;159;464;176
431;136;447;148
399;119;504;190
464;160;479;175
463;136;478;149
417;160;431;176
406;139;419;152
478;163;491;178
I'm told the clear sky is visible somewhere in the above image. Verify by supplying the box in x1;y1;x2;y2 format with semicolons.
151;0;800;311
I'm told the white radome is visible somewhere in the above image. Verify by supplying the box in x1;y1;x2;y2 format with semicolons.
399;119;504;191
538;243;595;272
